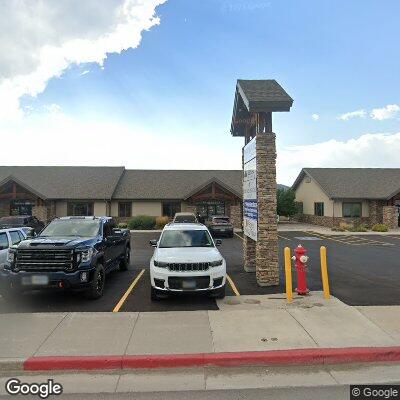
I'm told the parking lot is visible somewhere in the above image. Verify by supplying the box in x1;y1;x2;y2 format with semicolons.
0;230;399;314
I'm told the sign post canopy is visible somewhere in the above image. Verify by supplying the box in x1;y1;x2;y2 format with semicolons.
231;80;293;137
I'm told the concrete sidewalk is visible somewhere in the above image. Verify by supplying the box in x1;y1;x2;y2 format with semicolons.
1;292;400;371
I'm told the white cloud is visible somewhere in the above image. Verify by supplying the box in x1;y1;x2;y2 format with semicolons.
277;132;400;185
371;104;400;120
311;114;319;121
0;0;166;120
80;70;90;76
338;109;366;121
0;110;242;170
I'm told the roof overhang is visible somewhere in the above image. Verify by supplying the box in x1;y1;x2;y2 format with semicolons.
231;79;293;137
0;175;47;200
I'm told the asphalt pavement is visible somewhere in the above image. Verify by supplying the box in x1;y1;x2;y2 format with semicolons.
0;230;399;313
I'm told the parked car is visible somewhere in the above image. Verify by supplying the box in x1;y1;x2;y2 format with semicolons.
0;216;131;300
206;215;234;237
0;228;27;267
149;222;226;300
0;215;45;234
173;212;198;223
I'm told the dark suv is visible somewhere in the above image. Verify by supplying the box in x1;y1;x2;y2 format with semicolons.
1;216;131;300
206;216;234;237
0;215;45;234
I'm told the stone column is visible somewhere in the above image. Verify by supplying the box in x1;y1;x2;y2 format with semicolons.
256;132;279;286
383;206;397;229
244;235;256;272
229;204;242;230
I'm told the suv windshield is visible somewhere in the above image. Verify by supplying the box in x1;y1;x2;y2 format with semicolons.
40;219;101;237
159;230;214;248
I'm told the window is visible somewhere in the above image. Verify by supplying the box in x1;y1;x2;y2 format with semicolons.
314;202;324;216
0;233;8;250
17;231;25;241
67;202;94;216
162;202;181;218
159;230;214;248
118;202;132;218
9;230;22;245
343;202;362;218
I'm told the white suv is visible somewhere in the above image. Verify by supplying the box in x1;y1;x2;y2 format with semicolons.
149;223;226;300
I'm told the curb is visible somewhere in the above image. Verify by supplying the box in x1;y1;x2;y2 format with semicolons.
23;347;400;371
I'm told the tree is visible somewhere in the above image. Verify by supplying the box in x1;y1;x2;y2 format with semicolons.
277;188;296;217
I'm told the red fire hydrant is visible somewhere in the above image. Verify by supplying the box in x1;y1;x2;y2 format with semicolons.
292;245;309;295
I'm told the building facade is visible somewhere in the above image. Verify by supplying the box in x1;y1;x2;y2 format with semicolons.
292;168;400;229
0;167;243;228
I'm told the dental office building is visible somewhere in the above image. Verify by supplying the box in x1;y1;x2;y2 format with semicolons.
0;166;243;228
292;168;400;229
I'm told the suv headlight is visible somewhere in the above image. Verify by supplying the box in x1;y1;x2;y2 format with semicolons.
7;249;15;264
210;259;223;267
78;248;94;263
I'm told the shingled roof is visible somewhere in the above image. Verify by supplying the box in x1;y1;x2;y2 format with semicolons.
113;170;243;200
0;166;125;200
292;168;400;200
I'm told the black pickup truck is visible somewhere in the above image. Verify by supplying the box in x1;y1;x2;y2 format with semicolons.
1;216;130;300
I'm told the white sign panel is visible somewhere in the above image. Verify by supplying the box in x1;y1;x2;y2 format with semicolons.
243;137;257;241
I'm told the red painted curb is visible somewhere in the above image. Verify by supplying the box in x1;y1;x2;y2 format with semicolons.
23;347;400;371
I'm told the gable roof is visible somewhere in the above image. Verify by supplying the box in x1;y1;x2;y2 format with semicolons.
292;168;400;200
0;166;125;200
113;170;243;200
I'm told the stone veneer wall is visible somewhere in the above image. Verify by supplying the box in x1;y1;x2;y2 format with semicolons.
229;204;242;230
295;214;370;228
369;200;384;226
383;206;397;229
243;235;256;272
32;206;48;223
255;132;279;286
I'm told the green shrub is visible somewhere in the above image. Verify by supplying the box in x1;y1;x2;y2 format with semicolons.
371;224;388;232
128;215;156;230
346;225;368;232
155;216;170;229
332;227;346;232
118;222;128;229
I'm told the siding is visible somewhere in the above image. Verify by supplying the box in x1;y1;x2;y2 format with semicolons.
132;201;162;217
94;201;107;217
295;176;333;217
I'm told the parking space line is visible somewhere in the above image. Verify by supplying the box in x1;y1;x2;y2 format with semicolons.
226;274;240;296
112;269;146;312
278;234;292;241
234;232;244;240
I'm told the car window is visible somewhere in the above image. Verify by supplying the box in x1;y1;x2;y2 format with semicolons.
174;215;197;223
159;230;214;248
103;222;112;237
17;230;25;241
9;230;22;245
0;233;8;250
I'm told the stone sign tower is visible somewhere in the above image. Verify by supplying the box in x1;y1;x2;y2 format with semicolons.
230;80;293;286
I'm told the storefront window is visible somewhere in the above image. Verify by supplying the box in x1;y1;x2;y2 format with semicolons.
197;201;226;219
67;202;94;216
314;202;324;216
162;202;181;218
10;200;33;216
118;202;132;218
343;202;362;218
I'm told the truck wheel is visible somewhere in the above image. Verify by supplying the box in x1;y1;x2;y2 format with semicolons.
84;264;105;299
151;286;161;301
119;247;130;271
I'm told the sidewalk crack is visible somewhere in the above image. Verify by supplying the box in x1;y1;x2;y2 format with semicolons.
32;312;68;357
123;312;140;356
286;309;319;347
207;311;216;353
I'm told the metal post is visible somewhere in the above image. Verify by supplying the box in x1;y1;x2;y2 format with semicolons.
320;246;331;299
284;247;293;303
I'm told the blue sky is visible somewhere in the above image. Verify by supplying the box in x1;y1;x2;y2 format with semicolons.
1;0;400;184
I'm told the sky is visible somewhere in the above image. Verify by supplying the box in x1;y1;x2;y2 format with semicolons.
0;0;399;185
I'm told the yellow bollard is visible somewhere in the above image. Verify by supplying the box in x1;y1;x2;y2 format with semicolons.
320;246;330;299
284;247;293;303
